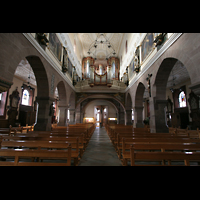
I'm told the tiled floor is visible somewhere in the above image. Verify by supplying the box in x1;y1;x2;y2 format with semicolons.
78;127;122;166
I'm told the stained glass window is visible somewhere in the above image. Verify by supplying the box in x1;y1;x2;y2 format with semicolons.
179;91;186;107
22;89;29;106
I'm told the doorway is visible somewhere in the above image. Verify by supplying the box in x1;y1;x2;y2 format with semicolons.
94;105;108;127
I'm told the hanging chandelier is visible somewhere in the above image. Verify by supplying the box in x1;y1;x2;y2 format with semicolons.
87;33;116;60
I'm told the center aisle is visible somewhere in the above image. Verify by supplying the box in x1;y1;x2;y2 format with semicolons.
78;127;122;166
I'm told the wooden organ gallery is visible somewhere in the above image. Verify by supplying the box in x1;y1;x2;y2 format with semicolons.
81;56;120;87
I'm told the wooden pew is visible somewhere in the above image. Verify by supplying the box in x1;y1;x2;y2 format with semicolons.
130;146;200;166
1;136;80;166
10;131;85;158
0;147;71;166
106;125;149;144
122;137;200;166
168;127;176;134
116;133;190;159
0;140;73;163
171;127;200;139
0;128;11;135
52;124;96;143
50;129;89;148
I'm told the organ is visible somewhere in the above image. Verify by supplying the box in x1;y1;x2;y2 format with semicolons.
82;56;120;87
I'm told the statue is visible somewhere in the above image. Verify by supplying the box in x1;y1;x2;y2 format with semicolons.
7;87;20;127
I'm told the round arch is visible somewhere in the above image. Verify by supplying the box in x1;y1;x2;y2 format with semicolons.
56;81;67;106
75;94;126;125
0;34;53;130
125;92;133;125
75;94;126;112
125;92;132;109
82;98;119;115
82;99;119;124
133;82;146;128
135;82;146;107
152;57;191;132
26;55;49;98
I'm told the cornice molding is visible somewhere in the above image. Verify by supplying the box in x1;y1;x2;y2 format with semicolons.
22;33;76;91
125;33;183;92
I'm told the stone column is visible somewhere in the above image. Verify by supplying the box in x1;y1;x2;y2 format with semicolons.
69;109;75;124
117;112;119;124
75;111;81;124
126;109;132;125
75;104;81;124
133;106;144;128
57;106;68;126
119;111;125;125
150;98;168;133
34;97;54;131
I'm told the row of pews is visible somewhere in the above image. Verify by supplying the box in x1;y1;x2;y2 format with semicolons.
0;123;96;166
105;124;200;166
0;124;34;136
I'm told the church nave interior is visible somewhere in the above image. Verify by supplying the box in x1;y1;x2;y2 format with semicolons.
0;33;200;166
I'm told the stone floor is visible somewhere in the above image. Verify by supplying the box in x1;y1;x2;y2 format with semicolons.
78;127;122;166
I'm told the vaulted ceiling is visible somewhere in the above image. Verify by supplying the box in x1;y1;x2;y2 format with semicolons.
77;33;124;59
13;33;191;94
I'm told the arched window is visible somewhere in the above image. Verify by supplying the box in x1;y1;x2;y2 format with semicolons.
179;91;186;108
132;109;134;121
22;89;30;106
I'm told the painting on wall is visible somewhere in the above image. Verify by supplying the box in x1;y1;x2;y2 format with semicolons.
68;58;73;78
141;33;154;62
49;33;62;61
128;58;134;80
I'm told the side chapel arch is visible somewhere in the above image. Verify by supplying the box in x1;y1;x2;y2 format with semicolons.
134;82;146;128
152;57;192;132
55;81;67;126
125;92;133;125
75;94;126;125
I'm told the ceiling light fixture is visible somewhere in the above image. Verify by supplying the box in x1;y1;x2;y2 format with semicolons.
87;33;116;60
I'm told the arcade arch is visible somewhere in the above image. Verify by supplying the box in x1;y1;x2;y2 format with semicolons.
152;57;191;132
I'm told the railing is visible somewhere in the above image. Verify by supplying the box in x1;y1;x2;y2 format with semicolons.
94;72;108;85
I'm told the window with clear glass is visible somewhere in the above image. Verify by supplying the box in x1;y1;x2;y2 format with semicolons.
67;109;70;121
22;89;29;106
179;91;186;107
132;109;134;121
